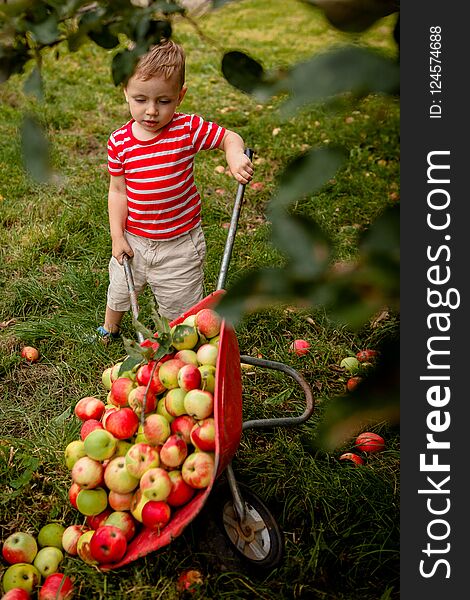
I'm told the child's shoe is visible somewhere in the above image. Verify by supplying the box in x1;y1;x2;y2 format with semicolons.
94;325;121;343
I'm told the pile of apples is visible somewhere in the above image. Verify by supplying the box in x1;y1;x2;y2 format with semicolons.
340;348;379;392
62;307;222;567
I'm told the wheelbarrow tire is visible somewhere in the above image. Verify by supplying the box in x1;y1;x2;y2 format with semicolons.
210;480;284;571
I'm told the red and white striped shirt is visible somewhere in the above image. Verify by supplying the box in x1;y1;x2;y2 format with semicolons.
107;113;226;240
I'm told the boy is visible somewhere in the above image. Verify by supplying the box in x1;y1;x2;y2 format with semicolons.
97;39;253;340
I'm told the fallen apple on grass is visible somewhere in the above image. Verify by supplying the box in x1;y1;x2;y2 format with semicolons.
89;525;127;564
346;376;363;393
1;587;32;600
2;532;38;565
62;525;88;556
38;573;74;600
339;452;364;466
33;546;63;578
104;456;140;495
1;563;41;595
176;569;203;594
20;346;40;363
340;356;360;374
74;396;106;422
76;530;98;566
289;339;310;356
356;349;379;363
355;432;385;453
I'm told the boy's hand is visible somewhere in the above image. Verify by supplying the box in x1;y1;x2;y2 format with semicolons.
112;237;133;265
227;151;254;185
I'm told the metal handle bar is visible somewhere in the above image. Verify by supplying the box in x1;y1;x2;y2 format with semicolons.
239;355;315;430
216;147;254;291
122;254;144;343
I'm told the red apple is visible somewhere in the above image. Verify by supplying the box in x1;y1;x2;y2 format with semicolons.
339;452;365;466
159;434;188;468
101;404;119;427
80;419;104;441
105;407;139;440
139;467;172;501
104;511;137;542
62;525;88;556
164;388;187;418
346;376;363;392
355;432;385;453
20;346;39;363
183;389;213;420
174;349;199;366
109;377;135;407
158;358;186;389
125;443;160;479
356;349;379;362
86;507;113;530
68;482;81;509
108;490;134;512
142;413;171;446
136;361;167;395
89;525;127;564
74;396;106;421
71;456;104;489
166;470;195;507
128;385;157;415
177;364;202;392
38;574;74;600
182;452;214;489
289;339;310;356
170;415;197;445
190;418;215;452
2;532;38;564
141;501;171;530
195;308;221;339
1;588;31;600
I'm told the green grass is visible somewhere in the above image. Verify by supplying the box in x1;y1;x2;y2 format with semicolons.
0;1;399;598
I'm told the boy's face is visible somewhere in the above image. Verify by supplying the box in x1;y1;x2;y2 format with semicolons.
124;71;186;138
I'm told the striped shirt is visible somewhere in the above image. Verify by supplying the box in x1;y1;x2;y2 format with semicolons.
107;113;226;240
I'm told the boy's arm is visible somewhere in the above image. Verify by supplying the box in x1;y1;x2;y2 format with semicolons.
219;130;254;185
108;175;133;264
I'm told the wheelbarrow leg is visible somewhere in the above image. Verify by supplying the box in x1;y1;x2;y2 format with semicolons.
225;463;246;522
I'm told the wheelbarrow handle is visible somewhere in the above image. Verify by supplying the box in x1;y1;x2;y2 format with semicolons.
122;254;145;343
216;147;254;291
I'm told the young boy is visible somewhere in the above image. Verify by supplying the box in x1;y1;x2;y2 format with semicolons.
97;39;253;340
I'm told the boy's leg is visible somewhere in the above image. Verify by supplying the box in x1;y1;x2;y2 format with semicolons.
147;226;206;321
104;307;126;335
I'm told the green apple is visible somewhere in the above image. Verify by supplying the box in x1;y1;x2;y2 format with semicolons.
1;562;41;594
102;366;113;390
115;439;133;457
198;364;216;394
37;523;65;550
64;440;86;470
33;546;63;577
76;530;99;565
84;428;117;461
76;487;108;516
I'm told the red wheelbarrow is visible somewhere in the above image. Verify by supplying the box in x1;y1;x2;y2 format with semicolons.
101;150;314;571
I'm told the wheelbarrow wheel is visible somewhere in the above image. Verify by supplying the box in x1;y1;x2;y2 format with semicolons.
213;481;284;570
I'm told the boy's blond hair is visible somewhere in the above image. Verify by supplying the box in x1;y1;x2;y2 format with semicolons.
132;40;186;87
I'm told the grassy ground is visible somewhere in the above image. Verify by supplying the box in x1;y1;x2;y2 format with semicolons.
0;1;399;598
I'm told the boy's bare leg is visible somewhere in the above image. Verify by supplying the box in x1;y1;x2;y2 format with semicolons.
103;306;126;334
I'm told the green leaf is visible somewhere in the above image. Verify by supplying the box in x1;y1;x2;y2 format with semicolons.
112;48;140;85
51;406;72;425
21;115;50;182
119;355;143;375
28;14;61;45
221;51;265;94
0;43;30;83
88;27;120;49
9;457;39;490
24;66;44;101
303;0;399;33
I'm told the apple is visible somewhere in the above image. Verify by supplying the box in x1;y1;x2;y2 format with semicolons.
64;440;86;470
197;365;216;394
183;389;214;420
109;377;135;407
33;547;63;578
176;569;203;594
339;452;365;466
156;396;175;423
104;456;140;494
1;588;31;600
164;388;187;418
140;467;172;501
1;563;41;594
158;358;185;389
136;362;166;395
71;456;103;489
340;356;360;374
89;525;127;564
110;362;122;381
62;525;88;556
74;396;106;421
190;418;215;452
195;308;221;339
346;376;363;392
181;451;214;489
101;404;119;427
76;487;108;516
125;443;160;479
68;483;81;510
130;489;150;523
356;349;379;363
114;439;133;457
38;574;74;600
20;346;39;363
289;339;310;356
76;530;98;565
105;407;139;440
128;385;157;415
2;532;37;564
174;349;199;366
182;315;196;327
80;418;104;441
141;501;171;530
102;366;113;390
142;413;171;445
108;490;134;512
177;364;202;392
159;434;188;468
104;511;137;542
166;470;195;507
37;524;65;550
171;324;199;351
195;344;218;367
170;415;197;445
86;508;113;531
209;335;220;348
355;432;385;453
134;424;150;444
83;429;117;461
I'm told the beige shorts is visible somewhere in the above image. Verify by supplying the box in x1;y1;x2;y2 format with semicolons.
107;226;206;320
